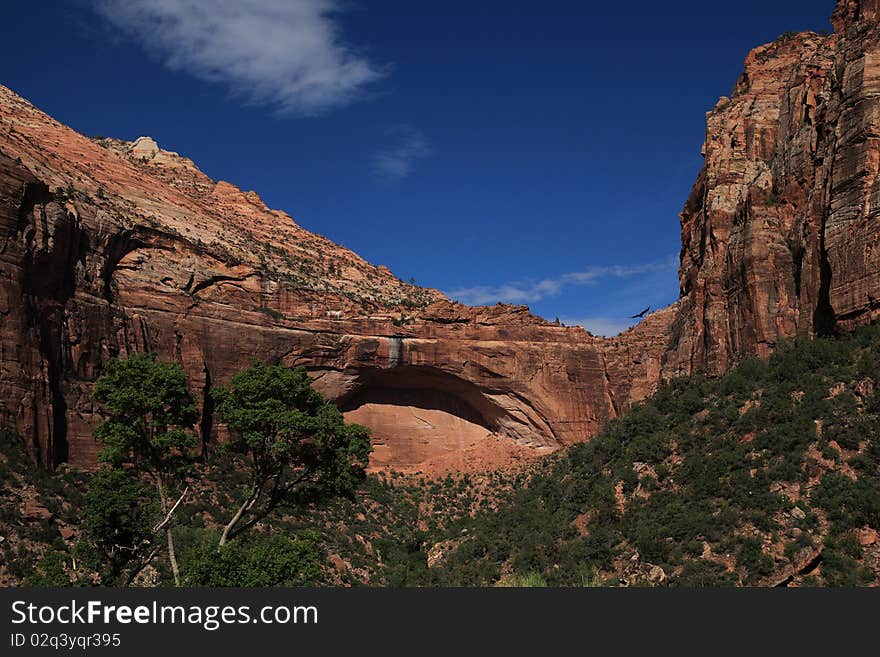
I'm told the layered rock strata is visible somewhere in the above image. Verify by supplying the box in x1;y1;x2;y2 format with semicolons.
3;1;880;472
0;85;672;472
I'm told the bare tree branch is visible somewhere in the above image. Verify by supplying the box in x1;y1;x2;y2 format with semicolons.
153;485;189;534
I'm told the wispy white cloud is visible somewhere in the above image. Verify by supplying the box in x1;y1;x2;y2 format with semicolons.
446;257;677;307
372;126;431;179
93;0;386;116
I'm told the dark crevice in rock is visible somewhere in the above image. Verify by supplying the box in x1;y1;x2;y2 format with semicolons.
190;273;248;297
48;355;68;468
199;365;214;460
20;200;86;468
101;230;144;303
813;210;836;337
791;243;805;299
17;181;51;231
101;227;174;304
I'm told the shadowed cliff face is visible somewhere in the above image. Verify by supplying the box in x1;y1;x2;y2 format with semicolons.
667;0;880;376
3;1;880;473
0;87;674;473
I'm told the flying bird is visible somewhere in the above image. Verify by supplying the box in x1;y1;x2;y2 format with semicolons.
630;306;651;319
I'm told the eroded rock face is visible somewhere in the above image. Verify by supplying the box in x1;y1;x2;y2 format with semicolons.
668;0;880;376
4;1;879;473
0;85;672;472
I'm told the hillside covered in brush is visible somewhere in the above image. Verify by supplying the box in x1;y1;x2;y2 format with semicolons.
4;325;879;587
428;325;880;586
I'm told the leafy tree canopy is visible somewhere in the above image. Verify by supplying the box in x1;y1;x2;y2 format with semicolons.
93;352;199;474
76;467;159;585
212;360;371;544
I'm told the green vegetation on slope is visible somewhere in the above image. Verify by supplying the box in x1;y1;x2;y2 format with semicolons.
0;424;519;586
430;325;880;586
0;356;372;587
3;325;880;587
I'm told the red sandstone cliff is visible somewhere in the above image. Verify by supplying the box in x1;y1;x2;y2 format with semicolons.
668;0;880;375
0;84;673;473
4;0;880;474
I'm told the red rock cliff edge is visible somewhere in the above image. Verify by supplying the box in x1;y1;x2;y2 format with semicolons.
0;85;674;472
2;0;879;472
668;0;880;375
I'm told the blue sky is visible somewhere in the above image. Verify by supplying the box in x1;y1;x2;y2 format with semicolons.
0;1;836;335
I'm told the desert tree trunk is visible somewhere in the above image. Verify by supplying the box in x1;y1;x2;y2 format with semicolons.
157;476;181;586
219;483;261;548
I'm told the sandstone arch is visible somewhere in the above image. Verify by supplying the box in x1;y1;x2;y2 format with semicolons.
336;365;562;473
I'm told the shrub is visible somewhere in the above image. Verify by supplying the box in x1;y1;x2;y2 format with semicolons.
496;571;547;587
180;530;322;586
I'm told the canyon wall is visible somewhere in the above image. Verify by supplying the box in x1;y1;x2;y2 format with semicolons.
0;85;673;472
668;0;880;375
3;0;880;472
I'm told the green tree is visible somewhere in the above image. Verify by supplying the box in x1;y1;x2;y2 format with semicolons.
93;352;199;585
76;467;159;585
213;361;371;546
